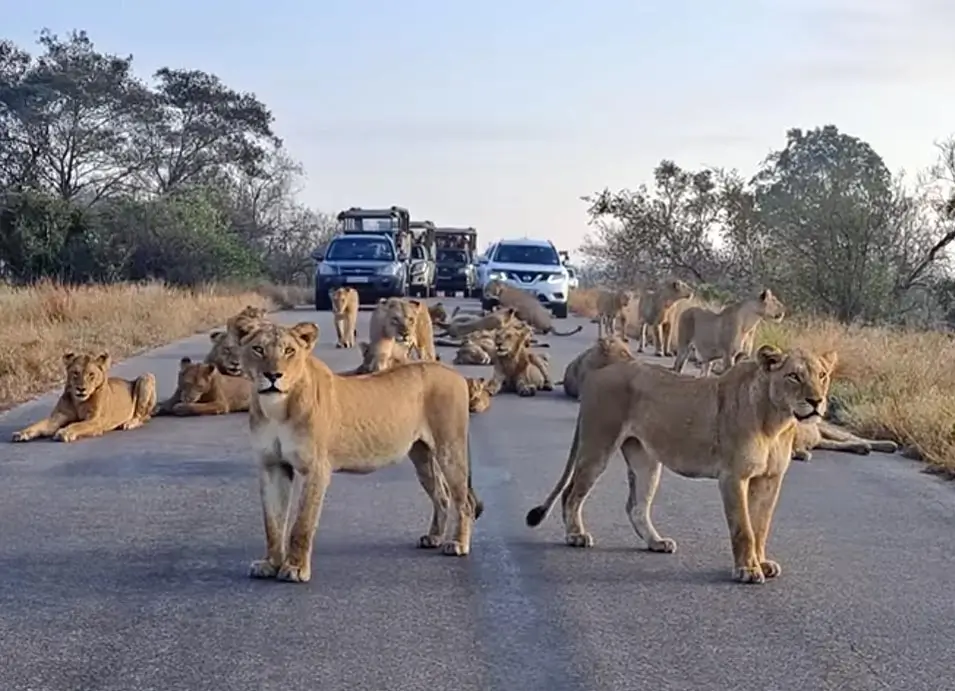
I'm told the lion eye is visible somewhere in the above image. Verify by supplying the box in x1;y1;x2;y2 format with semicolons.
786;373;801;383
284;346;295;357
252;346;264;357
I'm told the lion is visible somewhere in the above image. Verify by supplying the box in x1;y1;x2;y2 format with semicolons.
428;302;450;327
525;344;837;585
634;279;695;357
466;377;493;413
558;335;635;400
11;351;157;443
595;289;634;339
435;306;519;339
368;297;438;362
234;319;483;583
672;289;786;376
483;280;583;336
451;331;494;366
158;356;251;416
331;286;359;349
792;395;898;462
489;324;554;397
352;338;412;374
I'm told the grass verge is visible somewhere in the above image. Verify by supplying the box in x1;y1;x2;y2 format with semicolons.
568;288;955;476
0;280;311;412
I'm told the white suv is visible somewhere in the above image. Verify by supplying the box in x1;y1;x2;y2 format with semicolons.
479;238;571;318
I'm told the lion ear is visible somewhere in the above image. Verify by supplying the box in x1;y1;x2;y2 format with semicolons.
230;316;263;344
289;322;319;349
62;351;77;367
94;351;111;369
408;299;421;308
818;350;838;375
759;289;772;302
209;330;225;343
200;363;217;377
756;345;785;371
179;356;193;371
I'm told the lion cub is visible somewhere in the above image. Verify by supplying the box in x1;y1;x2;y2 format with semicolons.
490;325;554;397
12;351;156;443
466;377;493;413
162;357;251;416
331;286;359;349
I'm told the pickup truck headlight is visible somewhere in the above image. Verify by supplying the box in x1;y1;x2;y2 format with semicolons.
318;263;337;276
378;264;401;276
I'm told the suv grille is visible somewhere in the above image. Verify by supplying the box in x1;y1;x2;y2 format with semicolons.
507;271;542;283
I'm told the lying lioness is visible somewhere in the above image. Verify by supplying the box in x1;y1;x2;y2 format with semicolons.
12;351;156;443
235;319;483;584
525;344;836;585
158;357;251;416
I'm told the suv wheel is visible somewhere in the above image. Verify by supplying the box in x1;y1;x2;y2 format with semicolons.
551;302;569;319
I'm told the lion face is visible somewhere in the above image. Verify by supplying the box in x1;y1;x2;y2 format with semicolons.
466;377;491;413
331;287;354;313
757;289;786;322
239;321;320;396
207;331;243;376
378;298;418;344
428;302;448;325
484;280;505;299
594;336;635;367
358;339;410;373
757;345;836;422
177;358;217;403
494;325;531;358
62;351;110;402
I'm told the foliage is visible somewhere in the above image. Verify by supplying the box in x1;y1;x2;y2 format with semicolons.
0;28;336;286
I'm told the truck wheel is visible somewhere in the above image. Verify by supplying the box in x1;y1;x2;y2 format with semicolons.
315;290;331;311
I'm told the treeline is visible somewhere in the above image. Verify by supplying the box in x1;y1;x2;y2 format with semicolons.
0;29;336;285
580;125;955;327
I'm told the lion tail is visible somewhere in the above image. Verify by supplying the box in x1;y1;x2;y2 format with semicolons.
525;417;582;527
550;324;584;337
466;429;484;521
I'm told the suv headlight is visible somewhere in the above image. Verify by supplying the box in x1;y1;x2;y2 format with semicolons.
488;270;507;281
318;263;337;276
547;272;566;284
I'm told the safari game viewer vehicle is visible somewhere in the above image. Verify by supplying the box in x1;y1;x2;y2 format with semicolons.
434;226;479;298
408;219;437;298
312;206;414;310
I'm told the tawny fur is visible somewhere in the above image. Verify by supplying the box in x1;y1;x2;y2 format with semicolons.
157;357;251;416
331;287;359;349
368;297;438;361
525;345;837;585
489;325;555;397
594;289;635;339
559;336;635;400
673;289;786;376
435;307;519;339
234;319;483;584
635;279;695;356
483;281;583;336
466;377;493;414
428;302;450;327
792;396;898;461
12;351;156;443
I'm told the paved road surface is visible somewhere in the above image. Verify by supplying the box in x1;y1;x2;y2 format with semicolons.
2;298;954;691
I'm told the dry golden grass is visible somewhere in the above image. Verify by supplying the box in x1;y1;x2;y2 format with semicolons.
569;287;955;475
0;280;279;411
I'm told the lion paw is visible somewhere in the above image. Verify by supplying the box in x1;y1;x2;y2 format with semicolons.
541;382;554;392
760;559;782;579
517;388;537;397
53;428;77;443
648;537;677;553
120;418;144;431
566;532;594;548
335;343;343;349
276;562;311;583
733;564;766;584
417;534;442;549
248;559;280;579
10;430;32;443
440;541;469;557
793;450;812;462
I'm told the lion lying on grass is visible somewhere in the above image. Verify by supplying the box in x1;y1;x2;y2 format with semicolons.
793;396;898;461
559;335;635;400
158;357;251;416
331;286;359;349
525;344;836;585
490;324;554;397
483;280;582;336
673;289;786;376
12;351;157;443
233;319;483;583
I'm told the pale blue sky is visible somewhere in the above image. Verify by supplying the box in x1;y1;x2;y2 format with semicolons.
8;0;955;260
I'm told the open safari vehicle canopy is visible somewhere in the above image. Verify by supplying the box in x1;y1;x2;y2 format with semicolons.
434;226;477;252
337;206;413;257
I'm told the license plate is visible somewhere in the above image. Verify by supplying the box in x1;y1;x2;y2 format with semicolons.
347;276;369;283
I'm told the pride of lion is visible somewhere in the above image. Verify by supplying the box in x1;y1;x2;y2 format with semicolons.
7;277;900;586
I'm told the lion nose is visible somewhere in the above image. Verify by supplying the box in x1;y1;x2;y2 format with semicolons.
263;372;282;383
806;397;822;408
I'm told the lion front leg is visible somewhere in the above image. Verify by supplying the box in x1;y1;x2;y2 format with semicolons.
278;462;332;584
123;373;157;430
250;458;295;580
52;411;115;443
638;323;648;353
408;442;451;549
11;399;76;442
515;374;538;397
717;474;764;584
527;354;554;392
748;474;786;580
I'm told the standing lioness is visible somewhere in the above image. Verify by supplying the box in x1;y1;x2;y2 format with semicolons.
525;344;836;585
236;319;482;584
331;286;359;349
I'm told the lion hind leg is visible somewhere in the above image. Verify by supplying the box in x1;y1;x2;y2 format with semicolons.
408;441;451;549
814;438;871;455
561;437;616;549
433;440;474;557
124;373;157;430
620;438;676;553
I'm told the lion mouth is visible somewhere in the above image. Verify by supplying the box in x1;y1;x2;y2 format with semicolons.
223;366;243;376
794;409;820;421
258;384;284;395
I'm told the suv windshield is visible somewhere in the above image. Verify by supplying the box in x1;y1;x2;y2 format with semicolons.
494;244;560;266
326;237;394;261
437;249;469;264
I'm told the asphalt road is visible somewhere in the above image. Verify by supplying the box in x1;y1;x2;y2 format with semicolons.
1;297;954;691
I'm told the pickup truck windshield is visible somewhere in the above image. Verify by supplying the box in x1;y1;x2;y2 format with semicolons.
326;238;395;261
437;249;469;263
494;244;560;266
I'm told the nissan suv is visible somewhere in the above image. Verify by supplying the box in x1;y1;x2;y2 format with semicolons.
479;238;571;318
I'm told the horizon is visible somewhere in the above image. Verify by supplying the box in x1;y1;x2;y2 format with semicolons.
6;0;955;264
